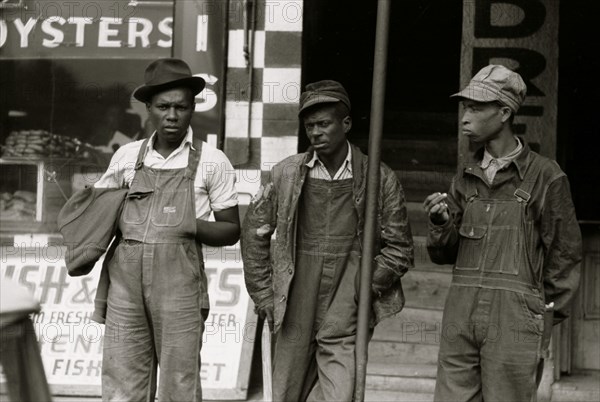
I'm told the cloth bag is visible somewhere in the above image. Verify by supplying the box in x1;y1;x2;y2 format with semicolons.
57;186;128;276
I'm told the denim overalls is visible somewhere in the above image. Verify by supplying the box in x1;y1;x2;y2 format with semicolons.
102;139;208;402
435;157;547;402
273;177;364;401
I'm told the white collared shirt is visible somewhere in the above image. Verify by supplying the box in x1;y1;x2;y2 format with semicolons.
305;141;353;180
480;136;523;183
94;127;238;219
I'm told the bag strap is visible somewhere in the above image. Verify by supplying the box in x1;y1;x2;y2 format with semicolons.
134;138;150;170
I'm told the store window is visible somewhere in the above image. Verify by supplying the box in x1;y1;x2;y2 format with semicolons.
0;0;174;232
1;0;174;150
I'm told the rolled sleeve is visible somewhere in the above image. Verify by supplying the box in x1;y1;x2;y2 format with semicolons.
196;147;238;218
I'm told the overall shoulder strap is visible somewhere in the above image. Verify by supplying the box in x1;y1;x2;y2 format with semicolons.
185;138;203;180
463;168;479;202
134;138;150;170
514;153;545;204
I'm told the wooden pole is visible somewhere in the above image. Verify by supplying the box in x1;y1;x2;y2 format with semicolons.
354;0;390;400
261;321;273;401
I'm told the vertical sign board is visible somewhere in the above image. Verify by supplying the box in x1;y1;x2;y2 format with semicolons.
0;242;257;399
459;0;560;162
173;0;226;146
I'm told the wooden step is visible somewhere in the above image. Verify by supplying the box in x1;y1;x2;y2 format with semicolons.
402;270;451;310
551;370;600;402
396;170;455;203
365;390;434;402
206;387;435;401
368;362;437;378
406;201;429;237
356;136;457;173
368;340;439;365
373;308;444;345
410;236;455;273
366;374;436;394
366;362;437;393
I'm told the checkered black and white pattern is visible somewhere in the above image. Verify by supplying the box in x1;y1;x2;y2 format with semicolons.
225;0;303;181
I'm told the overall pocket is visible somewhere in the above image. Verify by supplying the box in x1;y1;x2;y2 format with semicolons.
150;188;189;227
455;224;487;270
482;225;521;275
178;242;201;280
517;291;544;337
121;188;154;225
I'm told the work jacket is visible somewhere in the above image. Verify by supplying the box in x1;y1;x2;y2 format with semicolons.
427;143;582;325
241;143;414;334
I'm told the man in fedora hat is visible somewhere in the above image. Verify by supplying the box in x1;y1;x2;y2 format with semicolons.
423;65;582;401
241;80;414;401
94;58;240;401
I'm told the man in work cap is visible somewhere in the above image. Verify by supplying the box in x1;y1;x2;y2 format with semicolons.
93;58;240;401
241;79;414;401
424;65;582;401
298;79;352;115
451;64;527;113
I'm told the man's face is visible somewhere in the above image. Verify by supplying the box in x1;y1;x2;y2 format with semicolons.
147;87;194;146
302;104;351;159
460;100;507;144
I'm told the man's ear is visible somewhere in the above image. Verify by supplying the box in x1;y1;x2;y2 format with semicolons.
146;102;151;112
343;115;352;134
500;106;512;123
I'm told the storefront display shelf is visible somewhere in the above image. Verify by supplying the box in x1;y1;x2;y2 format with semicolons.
0;157;80;234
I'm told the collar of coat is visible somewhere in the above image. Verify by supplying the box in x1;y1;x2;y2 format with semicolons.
463;136;532;181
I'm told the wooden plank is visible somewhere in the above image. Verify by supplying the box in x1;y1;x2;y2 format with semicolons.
368;341;439;365
354;137;457;172
402;270;451;310
367;362;437;378
373;308;444;344
412;236;454;273
406;202;428;238
396;170;455;203
365;389;434;402
551;370;600;402
366;373;436;393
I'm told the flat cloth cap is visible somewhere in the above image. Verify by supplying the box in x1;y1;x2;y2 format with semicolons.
451;65;527;112
299;80;351;115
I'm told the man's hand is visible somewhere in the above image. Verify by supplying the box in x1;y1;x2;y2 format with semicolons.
257;301;274;330
423;192;450;225
372;267;396;297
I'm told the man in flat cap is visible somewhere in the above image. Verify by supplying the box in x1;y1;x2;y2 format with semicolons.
423;65;582;401
241;80;414;400
94;58;240;401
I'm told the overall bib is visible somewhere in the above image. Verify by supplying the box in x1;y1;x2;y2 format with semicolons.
435;160;546;402
102;140;208;402
273;177;363;402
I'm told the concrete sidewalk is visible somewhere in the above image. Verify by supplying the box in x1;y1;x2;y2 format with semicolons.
4;389;434;402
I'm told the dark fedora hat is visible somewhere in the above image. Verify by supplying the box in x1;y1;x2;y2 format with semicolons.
132;58;206;103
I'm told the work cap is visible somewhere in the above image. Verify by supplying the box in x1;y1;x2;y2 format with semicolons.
451;65;527;112
133;58;205;103
299;80;351;115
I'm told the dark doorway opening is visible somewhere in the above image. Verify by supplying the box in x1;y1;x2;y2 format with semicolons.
558;0;600;222
301;0;463;201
